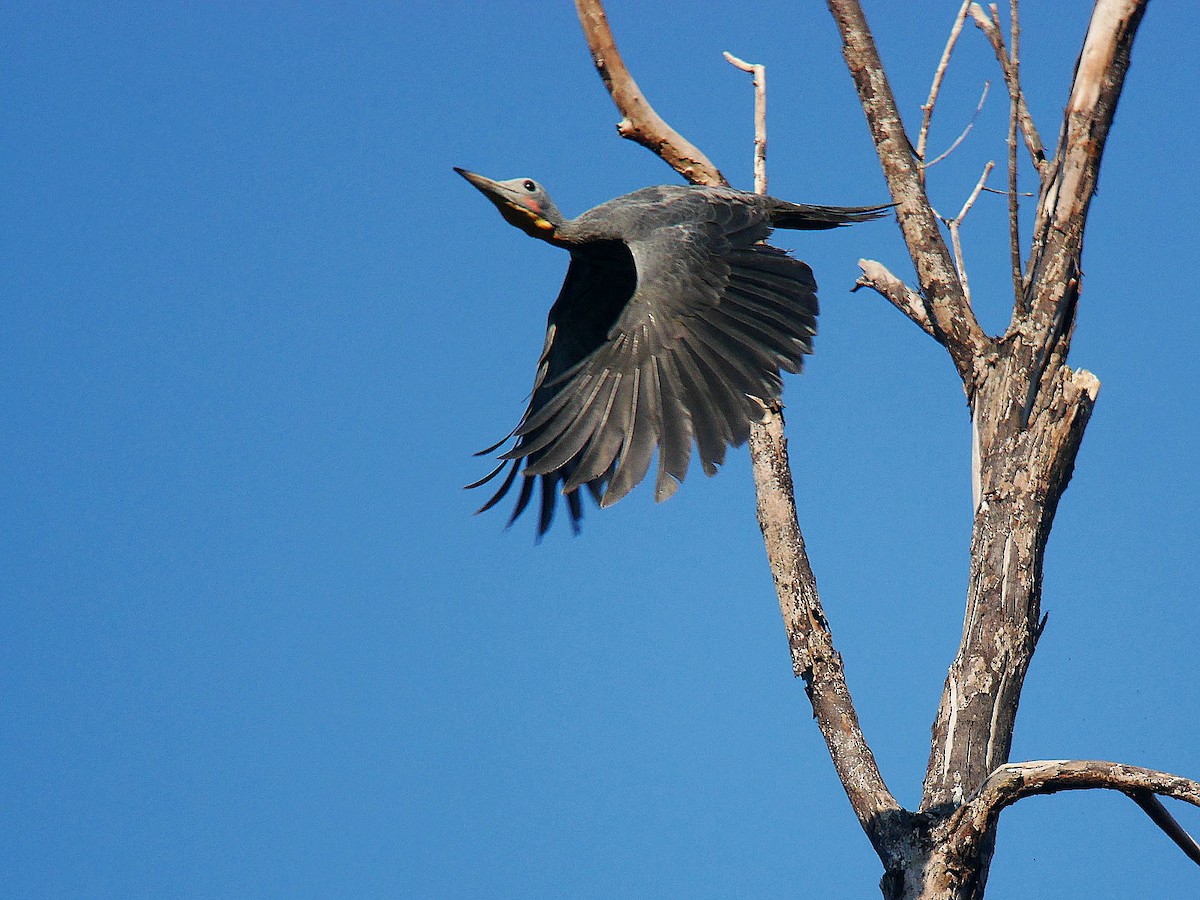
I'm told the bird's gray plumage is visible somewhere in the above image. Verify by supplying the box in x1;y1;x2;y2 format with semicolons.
457;169;886;536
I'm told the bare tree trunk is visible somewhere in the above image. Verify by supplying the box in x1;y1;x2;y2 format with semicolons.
923;359;1099;815
895;360;1100;897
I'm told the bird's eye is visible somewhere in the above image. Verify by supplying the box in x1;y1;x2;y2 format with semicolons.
523;180;537;192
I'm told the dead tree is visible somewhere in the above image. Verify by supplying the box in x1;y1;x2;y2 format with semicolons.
571;0;1199;896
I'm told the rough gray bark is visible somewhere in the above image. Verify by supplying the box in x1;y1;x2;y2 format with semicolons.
569;0;1199;897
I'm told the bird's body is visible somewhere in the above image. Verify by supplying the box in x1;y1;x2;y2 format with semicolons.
457;168;885;536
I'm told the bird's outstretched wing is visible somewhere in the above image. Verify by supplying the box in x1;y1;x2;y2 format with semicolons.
470;202;818;536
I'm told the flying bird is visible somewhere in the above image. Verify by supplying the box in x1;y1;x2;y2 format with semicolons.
457;167;886;536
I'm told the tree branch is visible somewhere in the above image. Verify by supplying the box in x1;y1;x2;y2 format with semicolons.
574;0;901;854
953;760;1200;867
731;47;904;859
853;259;937;338
1128;790;1200;868
573;0;726;186
917;0;972;174
925;80;990;170
969;3;1046;173
942;160;995;305
826;0;992;389
1020;0;1148;415
567;4;1189;896
748;412;903;852
1006;1;1023;310
723;52;768;194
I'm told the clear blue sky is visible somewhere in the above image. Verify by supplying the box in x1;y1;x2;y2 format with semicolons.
4;2;1197;897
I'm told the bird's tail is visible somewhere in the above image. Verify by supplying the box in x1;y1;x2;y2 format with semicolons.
768;200;893;231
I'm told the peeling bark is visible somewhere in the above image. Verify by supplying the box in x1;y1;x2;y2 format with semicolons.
923;359;1100;813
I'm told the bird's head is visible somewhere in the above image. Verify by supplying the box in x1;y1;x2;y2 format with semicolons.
455;168;565;241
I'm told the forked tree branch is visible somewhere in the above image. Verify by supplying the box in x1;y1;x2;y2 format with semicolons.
942;160;995;304
824;0;1192;894
826;0;991;389
574;0;901;852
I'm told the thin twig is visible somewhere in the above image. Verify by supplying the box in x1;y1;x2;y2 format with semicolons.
943;161;995;303
918;0;973;178
723;52;768;194
969;2;1046;172
958;161;996;221
926;80;991;169
1008;0;1024;311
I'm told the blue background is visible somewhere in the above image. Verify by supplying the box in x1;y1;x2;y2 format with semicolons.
4;1;1197;897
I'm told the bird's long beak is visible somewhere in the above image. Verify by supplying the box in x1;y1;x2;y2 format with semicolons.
454;167;555;239
453;167;502;196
